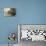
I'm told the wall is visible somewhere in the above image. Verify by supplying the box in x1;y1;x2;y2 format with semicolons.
0;0;46;44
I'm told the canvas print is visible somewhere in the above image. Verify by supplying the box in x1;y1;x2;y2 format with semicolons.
4;8;16;16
